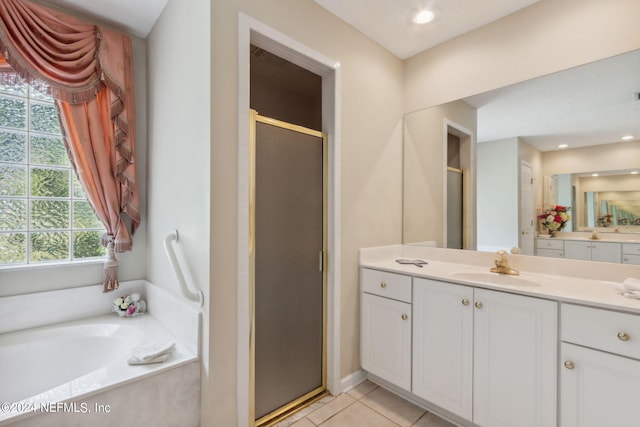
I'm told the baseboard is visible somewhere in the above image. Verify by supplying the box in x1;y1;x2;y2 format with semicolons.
340;369;367;394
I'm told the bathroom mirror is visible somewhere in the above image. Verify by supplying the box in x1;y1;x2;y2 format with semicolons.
403;49;640;256
548;171;640;230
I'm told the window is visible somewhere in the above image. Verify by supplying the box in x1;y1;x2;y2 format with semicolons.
0;81;105;266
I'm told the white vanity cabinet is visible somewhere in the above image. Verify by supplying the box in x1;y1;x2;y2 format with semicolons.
412;278;473;420
560;304;640;427
536;238;564;258
411;277;558;427
472;288;557;427
564;240;621;263
622;243;640;265
360;268;412;390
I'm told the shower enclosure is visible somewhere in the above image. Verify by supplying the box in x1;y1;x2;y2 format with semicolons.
250;111;327;425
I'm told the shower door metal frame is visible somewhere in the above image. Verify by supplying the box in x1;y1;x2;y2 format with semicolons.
249;110;328;426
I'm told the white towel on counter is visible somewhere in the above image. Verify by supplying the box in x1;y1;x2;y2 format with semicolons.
127;341;175;365
613;278;640;299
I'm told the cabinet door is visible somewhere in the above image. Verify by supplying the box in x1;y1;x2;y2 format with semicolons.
622;253;640;265
536;248;564;258
361;293;411;390
412;278;473;421
561;343;640;427
473;289;557;427
563;240;592;260
590;241;621;263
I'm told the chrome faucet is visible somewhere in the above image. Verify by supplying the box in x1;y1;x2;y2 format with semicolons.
490;250;520;276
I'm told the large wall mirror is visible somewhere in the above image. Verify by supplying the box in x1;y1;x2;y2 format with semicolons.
403;49;640;259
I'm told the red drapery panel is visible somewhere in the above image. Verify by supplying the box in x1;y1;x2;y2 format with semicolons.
0;0;139;291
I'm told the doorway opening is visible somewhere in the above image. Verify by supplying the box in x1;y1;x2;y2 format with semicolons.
447;133;463;249
250;47;327;427
445;122;474;249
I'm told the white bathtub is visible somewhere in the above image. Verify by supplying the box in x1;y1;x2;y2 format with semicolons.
0;281;201;427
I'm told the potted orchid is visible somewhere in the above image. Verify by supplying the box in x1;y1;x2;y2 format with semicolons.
538;204;571;237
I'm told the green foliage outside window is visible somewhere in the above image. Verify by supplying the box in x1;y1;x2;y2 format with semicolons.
0;82;105;265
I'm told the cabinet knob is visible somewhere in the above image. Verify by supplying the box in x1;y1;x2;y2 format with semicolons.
461;298;470;306
564;360;575;369
618;332;630;341
380;282;387;288
474;301;483;309
401;314;408;320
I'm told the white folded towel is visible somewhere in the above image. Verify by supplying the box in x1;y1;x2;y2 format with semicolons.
130;341;175;362
127;353;171;365
623;277;640;291
613;278;640;299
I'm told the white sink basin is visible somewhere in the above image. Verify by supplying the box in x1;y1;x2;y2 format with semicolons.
450;272;540;287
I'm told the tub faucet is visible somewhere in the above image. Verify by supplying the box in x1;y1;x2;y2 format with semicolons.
490;250;519;276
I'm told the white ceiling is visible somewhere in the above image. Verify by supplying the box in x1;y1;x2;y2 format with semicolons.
313;0;540;59
43;0;169;37
49;0;639;153
465;49;640;152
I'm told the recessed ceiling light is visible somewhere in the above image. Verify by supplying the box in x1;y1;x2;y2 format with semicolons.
592;173;599;177
413;9;435;24
558;144;569;149
631;171;639;175
622;135;634;141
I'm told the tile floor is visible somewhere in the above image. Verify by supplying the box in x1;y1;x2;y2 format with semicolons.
272;380;457;427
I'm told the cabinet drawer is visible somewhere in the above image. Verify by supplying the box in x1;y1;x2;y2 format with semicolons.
361;268;412;303
622;254;640;265
622;243;640;255
536;239;564;250
562;304;640;360
537;248;564;258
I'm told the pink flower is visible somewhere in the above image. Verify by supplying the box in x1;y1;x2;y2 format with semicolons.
126;305;137;316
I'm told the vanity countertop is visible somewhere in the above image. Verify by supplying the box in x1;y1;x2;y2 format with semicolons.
361;245;640;314
537;233;640;243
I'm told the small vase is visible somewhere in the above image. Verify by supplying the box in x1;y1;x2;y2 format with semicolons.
548;230;556;238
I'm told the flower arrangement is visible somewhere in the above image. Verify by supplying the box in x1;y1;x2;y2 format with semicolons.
112;293;146;317
538;204;571;236
598;214;613;227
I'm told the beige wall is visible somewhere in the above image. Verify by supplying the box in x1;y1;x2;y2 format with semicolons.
404;0;640;112
477;138;519;251
211;0;404;425
542;140;640;176
151;0;640;425
404;100;477;246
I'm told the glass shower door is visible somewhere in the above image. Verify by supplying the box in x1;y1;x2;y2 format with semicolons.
251;112;327;425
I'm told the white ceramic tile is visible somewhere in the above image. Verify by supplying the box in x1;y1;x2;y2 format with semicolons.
0;280;145;334
361;387;426;427
317;401;398;427
307;393;355;425
237;237;249;275
347;380;379;400
411;412;457;427
289;418;315;427
238;176;250;211
144;281;201;355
